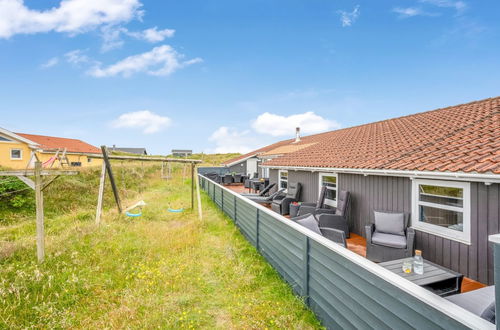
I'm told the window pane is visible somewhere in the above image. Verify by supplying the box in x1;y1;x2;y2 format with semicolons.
325;188;336;201
322;175;336;189
419;184;463;207
280;181;288;189
419;205;463;231
11;149;21;159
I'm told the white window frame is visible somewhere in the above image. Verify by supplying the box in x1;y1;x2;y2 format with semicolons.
319;172;338;207
262;167;270;178
411;179;471;245
279;170;288;192
10;148;22;160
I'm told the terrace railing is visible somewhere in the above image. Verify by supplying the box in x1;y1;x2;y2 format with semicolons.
199;174;494;329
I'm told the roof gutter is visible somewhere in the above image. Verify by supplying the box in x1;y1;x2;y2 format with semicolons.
261;165;500;184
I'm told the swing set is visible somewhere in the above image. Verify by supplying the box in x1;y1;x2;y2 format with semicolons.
92;146;202;224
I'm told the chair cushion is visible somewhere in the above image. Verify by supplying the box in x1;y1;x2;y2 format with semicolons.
296;215;322;236
374;211;405;236
446;286;495;322
481;301;496;323
372;232;407;249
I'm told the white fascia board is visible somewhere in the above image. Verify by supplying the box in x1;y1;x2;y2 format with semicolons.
260;165;500;183
0;127;39;148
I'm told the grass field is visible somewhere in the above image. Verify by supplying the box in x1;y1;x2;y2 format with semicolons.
0;158;322;328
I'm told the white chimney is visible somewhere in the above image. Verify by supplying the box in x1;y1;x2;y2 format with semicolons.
295;127;301;143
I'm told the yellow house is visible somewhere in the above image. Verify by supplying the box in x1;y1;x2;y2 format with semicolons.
0;127;102;170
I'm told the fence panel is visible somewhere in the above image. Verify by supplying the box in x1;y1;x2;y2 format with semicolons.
198;174;492;330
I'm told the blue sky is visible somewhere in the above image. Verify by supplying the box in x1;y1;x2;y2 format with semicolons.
0;0;499;155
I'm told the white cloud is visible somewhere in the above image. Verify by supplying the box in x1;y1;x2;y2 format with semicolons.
40;57;59;69
0;0;143;39
251;111;340;137
128;27;175;43
100;26;175;52
88;45;202;78
208;127;259;154
111;110;171;134
392;7;438;18
100;25;127;52
419;0;467;12
64;49;90;65
338;5;360;27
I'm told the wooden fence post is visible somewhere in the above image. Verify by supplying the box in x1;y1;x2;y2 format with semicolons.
191;163;194;210
302;236;310;303
195;172;203;220
101;146;121;213
34;161;45;262
95;161;107;224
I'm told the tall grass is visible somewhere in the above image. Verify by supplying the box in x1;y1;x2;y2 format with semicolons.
0;157;322;328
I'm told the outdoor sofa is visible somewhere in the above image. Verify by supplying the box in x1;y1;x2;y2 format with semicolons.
365;211;415;263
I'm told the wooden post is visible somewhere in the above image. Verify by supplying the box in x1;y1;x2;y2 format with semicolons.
34;161;45;262
95;161;107;224
195;170;203;220
101;146;122;213
191;163;194;210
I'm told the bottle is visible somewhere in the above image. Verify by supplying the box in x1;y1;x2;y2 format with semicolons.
414;250;424;275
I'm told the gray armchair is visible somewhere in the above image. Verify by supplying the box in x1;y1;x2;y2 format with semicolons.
314;190;351;238
294;214;347;248
233;173;242;183
296;186;336;216
365;211;415;263
223;174;233;185
271;182;302;215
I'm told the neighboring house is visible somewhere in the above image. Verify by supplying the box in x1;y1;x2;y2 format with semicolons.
110;145;148;155
223;127;327;177
234;97;500;285
0;127;102;169
172;149;192;157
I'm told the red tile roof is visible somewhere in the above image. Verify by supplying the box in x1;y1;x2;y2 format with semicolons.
16;133;101;154
262;97;500;174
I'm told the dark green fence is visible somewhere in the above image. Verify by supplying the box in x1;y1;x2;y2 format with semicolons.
199;175;492;329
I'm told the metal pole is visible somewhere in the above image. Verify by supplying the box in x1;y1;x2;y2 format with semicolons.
191;163;194;209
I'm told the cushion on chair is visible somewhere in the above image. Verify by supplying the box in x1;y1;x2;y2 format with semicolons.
374;211;405;236
445;286;495;322
481;301;496;323
316;186;327;208
371;232;407;248
296;214;322;235
335;191;349;216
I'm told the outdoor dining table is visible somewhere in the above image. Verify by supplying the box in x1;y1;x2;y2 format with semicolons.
249;178;269;192
379;257;463;297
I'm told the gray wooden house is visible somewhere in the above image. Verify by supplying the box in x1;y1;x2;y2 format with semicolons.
255;97;499;285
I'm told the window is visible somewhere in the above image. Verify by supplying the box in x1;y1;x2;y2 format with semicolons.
70;162;82;167
263;167;270;178
279;170;288;192
87;157;92;163
319;173;338;207
10;149;22;160
412;179;470;244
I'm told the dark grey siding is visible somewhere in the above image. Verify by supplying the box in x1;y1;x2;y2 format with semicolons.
269;169;279;189
339;173;500;285
228;161;246;174
288;170;319;203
